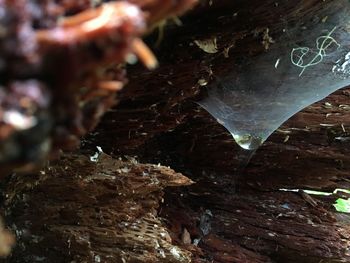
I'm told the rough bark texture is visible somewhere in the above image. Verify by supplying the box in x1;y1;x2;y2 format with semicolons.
84;0;350;262
2;0;350;263
3;152;193;262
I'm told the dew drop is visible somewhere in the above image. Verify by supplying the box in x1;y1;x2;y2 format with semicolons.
232;134;263;151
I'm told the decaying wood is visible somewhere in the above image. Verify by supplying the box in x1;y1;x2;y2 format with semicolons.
2;0;350;262
0;0;197;175
85;0;350;262
2;152;193;262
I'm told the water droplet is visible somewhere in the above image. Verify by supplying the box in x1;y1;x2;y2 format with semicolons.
232;134;263;150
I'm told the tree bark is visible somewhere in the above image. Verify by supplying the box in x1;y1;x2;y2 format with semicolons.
86;0;350;262
2;0;350;262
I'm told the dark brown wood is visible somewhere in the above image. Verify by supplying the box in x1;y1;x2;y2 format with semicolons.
3;152;193;262
2;0;350;262
85;0;350;262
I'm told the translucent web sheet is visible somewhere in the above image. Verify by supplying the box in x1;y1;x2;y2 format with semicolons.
199;0;350;151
